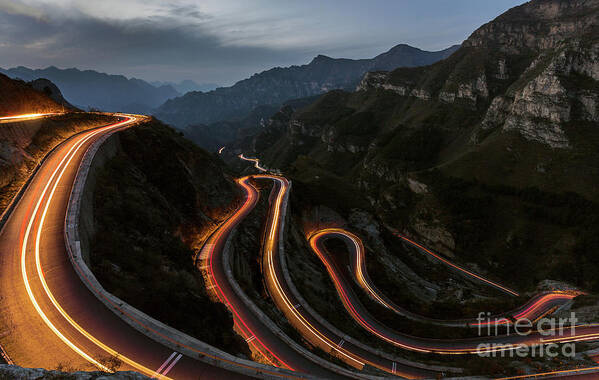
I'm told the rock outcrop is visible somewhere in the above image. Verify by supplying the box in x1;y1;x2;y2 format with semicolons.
242;0;599;294
356;0;599;148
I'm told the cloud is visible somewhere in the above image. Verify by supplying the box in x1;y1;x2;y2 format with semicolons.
0;0;525;84
0;0;44;19
0;5;311;84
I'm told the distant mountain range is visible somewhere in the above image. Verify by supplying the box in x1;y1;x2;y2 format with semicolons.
154;44;460;128
150;80;219;94
0;66;180;114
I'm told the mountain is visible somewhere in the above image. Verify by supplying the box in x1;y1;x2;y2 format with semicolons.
0;66;180;113
183;96;321;152
89;120;250;357
29;78;75;109
0;73;64;116
244;0;599;291
153;44;460;128
151;79;219;94
0;73;117;213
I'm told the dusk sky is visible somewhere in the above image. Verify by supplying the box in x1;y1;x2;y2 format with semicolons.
0;0;527;86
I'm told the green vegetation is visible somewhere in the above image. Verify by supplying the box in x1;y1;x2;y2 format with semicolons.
425;170;599;290
378;126;445;168
90;121;249;356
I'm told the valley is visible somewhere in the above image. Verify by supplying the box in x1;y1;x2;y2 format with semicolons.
0;0;598;379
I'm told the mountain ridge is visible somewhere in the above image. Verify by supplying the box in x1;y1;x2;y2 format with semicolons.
153;43;460;128
0;66;180;114
151;79;219;94
239;0;599;293
0;73;64;116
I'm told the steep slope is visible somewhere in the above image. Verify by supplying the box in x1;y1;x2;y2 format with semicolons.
0;73;103;214
89;120;250;356
0;73;64;116
248;0;599;291
184;96;320;152
0;66;180;113
154;44;460;128
29;78;75;109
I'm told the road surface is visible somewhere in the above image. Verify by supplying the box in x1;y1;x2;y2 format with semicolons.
305;227;599;355
309;228;576;328
255;175;435;379
0;116;253;379
199;176;342;379
234;155;599;377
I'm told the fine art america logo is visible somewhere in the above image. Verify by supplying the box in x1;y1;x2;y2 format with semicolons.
475;312;579;358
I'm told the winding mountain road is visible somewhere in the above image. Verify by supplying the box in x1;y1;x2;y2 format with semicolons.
306;227;598;354
309;228;577;328
0;110;595;380
255;175;434;378
237;156;599;378
198;176;339;379
0;116;253;379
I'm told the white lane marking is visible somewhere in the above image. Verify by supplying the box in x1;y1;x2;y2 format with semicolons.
155;352;177;374
162;353;182;376
392;362;396;374
337;339;345;348
293;304;301;309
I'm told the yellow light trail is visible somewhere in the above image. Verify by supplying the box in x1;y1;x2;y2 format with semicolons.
255;176;367;368
0;113;60;122
19;116;171;378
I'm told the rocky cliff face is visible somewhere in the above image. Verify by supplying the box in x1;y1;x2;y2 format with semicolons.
153;44;459;128
245;0;599;292
356;0;599;148
482;42;599;148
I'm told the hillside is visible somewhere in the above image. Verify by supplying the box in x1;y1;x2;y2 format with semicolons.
0;73;64;116
184;96;321;152
153;44;460;128
0;66;180;113
89;120;250;356
245;0;599;291
28;78;74;109
0;73;95;213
